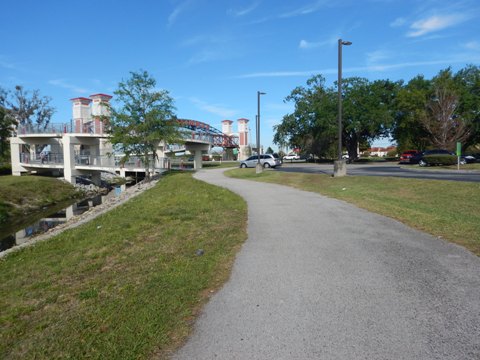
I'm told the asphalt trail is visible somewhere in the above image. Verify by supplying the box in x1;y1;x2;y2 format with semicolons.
173;168;480;360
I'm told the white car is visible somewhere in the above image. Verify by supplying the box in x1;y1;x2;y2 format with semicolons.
240;154;282;168
283;154;300;160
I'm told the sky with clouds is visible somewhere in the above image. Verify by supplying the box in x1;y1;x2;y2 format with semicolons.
1;0;479;150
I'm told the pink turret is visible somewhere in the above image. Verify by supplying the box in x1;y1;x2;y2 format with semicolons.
71;97;92;133
237;118;249;146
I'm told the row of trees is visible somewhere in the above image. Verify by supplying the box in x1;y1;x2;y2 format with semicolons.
273;65;480;160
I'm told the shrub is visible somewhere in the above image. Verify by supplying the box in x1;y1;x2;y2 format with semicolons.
423;154;457;166
387;149;398;158
0;163;11;176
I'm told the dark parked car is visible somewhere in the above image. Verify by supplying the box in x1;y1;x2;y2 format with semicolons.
410;149;454;166
461;155;477;164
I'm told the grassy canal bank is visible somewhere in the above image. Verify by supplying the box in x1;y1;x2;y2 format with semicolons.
226;168;480;256
0;176;82;227
0;172;247;359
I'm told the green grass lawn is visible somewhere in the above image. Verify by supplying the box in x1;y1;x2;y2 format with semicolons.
0;176;82;226
227;169;480;256
401;163;480;171
202;161;239;169
0;172;247;359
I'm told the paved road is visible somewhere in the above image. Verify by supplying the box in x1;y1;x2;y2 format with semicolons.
276;162;480;182
173;169;480;360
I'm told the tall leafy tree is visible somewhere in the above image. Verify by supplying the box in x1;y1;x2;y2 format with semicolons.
393;65;480;152
0;85;54;131
274;75;399;160
420;69;471;150
108;70;179;179
273;75;337;159
341;78;400;159
0;106;14;160
453;64;480;150
392;75;431;152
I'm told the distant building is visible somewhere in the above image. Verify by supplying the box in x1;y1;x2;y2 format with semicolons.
366;146;397;157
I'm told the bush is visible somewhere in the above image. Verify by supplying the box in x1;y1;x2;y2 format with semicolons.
422;154;457;166
0;163;11;176
387;149;398;158
385;157;398;162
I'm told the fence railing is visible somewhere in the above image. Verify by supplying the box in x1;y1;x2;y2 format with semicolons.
19;152;64;164
73;153;171;170
17;123;71;135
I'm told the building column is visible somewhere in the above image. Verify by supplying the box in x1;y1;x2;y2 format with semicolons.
9;137;27;176
63;135;80;183
193;150;203;170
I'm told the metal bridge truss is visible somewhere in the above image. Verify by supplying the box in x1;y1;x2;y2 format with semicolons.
177;119;239;148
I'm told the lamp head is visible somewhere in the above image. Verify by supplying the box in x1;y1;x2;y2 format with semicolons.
341;40;352;46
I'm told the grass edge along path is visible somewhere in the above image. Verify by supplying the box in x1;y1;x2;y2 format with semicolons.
0;171;247;359
226;168;480;256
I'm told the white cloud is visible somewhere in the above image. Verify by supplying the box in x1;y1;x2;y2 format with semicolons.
181;34;228;47
187;50;225;65
407;14;468;37
299;37;336;49
265;117;281;127
48;79;89;94
390;17;406;27
190;97;237;118
167;0;193;27
464;41;480;50
279;0;331;18
237;69;336;78
299;40;314;49
0;55;17;70
366;50;391;64
228;2;260;17
236;55;480;79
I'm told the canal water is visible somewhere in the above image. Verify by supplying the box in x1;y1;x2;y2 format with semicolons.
0;192;116;253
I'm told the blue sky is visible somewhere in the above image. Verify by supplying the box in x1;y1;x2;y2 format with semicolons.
1;0;479;150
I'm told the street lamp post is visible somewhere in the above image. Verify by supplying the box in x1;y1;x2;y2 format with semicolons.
256;91;266;174
334;38;352;177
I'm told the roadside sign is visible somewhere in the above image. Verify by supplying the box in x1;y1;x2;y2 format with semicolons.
457;142;461;171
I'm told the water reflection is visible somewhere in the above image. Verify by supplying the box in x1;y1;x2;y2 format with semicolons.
0;194;110;253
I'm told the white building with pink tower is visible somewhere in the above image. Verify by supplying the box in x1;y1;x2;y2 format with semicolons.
10;93;249;184
221;118;251;160
10;94;116;185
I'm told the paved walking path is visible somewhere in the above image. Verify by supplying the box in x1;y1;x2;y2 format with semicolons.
174;168;480;360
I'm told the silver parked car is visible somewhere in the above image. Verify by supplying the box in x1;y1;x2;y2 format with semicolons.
239;154;282;168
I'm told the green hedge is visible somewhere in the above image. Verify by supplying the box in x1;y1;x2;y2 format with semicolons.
0;163;11;175
422;154;457;166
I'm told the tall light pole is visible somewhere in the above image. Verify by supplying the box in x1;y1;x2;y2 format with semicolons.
256;91;266;174
334;38;352;177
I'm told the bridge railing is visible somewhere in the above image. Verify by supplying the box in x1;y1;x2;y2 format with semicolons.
17;123;71;135
73;153;171;170
19;152;64;165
